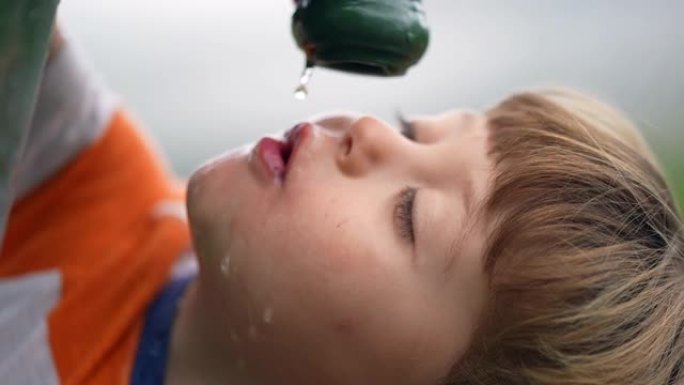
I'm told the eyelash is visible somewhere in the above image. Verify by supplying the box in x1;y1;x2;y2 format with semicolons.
395;187;417;244
396;113;417;141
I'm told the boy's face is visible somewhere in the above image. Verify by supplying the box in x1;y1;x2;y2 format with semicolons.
186;110;493;385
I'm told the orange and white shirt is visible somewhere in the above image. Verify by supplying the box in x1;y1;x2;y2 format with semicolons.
0;40;195;385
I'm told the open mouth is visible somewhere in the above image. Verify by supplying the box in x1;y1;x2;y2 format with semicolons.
281;140;294;167
256;123;307;182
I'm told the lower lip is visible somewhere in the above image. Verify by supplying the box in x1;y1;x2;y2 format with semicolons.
254;137;286;183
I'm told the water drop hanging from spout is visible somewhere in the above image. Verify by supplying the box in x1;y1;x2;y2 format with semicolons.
294;87;307;101
294;63;314;101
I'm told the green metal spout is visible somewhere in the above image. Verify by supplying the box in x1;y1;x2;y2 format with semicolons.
0;0;60;248
292;0;430;77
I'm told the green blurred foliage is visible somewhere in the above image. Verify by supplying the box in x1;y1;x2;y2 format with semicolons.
663;159;684;215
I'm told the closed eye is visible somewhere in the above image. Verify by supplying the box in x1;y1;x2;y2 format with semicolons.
394;187;417;244
396;111;417;141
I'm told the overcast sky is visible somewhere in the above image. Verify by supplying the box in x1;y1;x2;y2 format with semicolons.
60;0;684;176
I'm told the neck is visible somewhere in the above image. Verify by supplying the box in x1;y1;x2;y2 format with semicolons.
166;281;254;385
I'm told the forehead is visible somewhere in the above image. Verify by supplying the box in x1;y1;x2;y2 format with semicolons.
414;109;486;127
410;110;491;151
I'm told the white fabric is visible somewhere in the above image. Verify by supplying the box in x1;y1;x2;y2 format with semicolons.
152;200;188;223
14;33;118;200
0;270;62;385
170;251;199;281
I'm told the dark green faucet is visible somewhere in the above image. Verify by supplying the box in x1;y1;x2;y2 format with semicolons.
0;0;59;247
292;0;430;77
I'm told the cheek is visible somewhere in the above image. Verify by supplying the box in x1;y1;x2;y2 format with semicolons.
258;183;398;309
281;191;377;274
231;188;385;318
218;192;461;382
239;198;370;286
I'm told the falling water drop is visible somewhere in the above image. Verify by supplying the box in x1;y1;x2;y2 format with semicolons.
294;87;308;101
293;64;314;101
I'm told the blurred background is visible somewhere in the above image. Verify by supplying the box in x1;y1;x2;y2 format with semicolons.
59;0;683;208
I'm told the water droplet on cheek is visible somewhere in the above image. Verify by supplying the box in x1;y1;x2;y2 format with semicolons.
262;307;273;324
230;329;240;343
220;255;231;275
237;359;247;371
248;325;258;341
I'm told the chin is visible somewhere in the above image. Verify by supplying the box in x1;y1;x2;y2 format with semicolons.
186;146;251;238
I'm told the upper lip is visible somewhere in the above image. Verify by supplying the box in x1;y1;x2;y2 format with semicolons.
282;122;308;176
255;122;310;183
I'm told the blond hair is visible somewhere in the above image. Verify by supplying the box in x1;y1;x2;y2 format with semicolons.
447;90;684;384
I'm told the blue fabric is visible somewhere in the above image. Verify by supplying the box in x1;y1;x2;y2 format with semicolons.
131;275;195;385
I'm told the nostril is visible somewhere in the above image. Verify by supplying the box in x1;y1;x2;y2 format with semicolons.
281;143;293;165
343;136;353;155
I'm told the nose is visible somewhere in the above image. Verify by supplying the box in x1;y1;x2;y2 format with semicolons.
336;116;400;176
